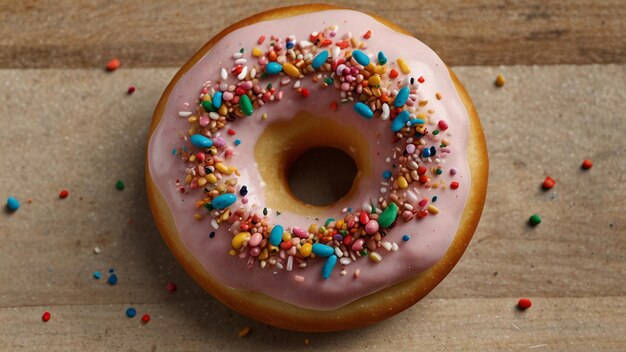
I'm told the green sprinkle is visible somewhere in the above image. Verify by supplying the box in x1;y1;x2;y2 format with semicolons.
115;180;125;191
433;130;440;135
324;77;334;85
202;100;216;112
378;203;399;228
239;48;244;53
239;94;253;116
267;83;272;90
204;203;214;211
324;218;335;227
263;207;268;216
436;168;443;175
529;214;542;226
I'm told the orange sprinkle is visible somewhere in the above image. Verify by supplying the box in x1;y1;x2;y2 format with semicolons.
106;58;120;72
363;30;372;39
389;69;398;79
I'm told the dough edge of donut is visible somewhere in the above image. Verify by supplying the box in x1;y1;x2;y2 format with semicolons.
145;3;489;332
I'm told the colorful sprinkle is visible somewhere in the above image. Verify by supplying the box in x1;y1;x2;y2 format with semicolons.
265;62;282;75
402;235;410;241
377;51;387;65
42;311;51;322
529;214;542;226
378;203;399;228
391;110;410;132
582;159;593;169
382;170;392;179
312;243;334;257
167;282;177;292
321;255;338;279
108;274;118;285
106;58;120;71
212;91;223;109
211;193;237;209
6;196;20;212
354;102;373;119
93;271;101;279
190;134;214;148
127;85;136;94
542;176;555;190
269;225;284;246
126;307;137;318
394;86;410;107
517;298;532;310
59;190;69;199
312;50;329;69
396;58;410;74
351;49;370;66
239;94;254;116
495;74;505;87
450;181;460;189
115;180;125;191
141;314;151;323
238;326;251;337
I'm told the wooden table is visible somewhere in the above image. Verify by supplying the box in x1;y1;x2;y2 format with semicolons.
1;1;624;350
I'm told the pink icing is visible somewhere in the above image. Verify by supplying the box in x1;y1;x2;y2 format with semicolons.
148;9;471;310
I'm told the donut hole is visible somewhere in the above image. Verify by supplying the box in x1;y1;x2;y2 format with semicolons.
286;147;357;206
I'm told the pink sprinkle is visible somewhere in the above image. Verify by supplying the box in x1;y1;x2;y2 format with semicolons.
127;85;136;94
242;197;249;204
341;82;350;91
292;227;308;238
294;275;305;282
406;144;416;154
449;168;458;176
222;91;234;101
438;120;449;131
365;220;379;234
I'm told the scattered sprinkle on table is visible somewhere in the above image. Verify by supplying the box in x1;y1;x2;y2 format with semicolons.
93;246;101;254
238;326;251;337
115;180;125;191
108;274;118;285
141;314;151;323
6;196;20;212
166;282;177;293
42;311;51;322
127;86;136;94
126;307;137;318
106;58;121;71
529;214;542;226
59;190;69;199
542;176;556;190
581;159;593;170
495;74;505;87
93;271;102;279
517;298;532;310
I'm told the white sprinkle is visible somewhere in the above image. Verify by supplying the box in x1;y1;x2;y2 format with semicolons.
332;46;341;59
235;58;247;65
385;157;391;163
209;112;220;120
339;257;352;265
178;111;192;117
391;242;399;251
232;52;243;59
93;247;101;254
294;80;301;89
340;269;347;276
220;68;227;80
334;247;343;258
286;256;293;271
381;103;390;120
380;187;387;193
250;67;256;79
382;242;392;251
294;275;305;282
237;66;248;80
260;261;267;269
280;76;292;86
211;219;219;229
298;40;313;48
275;262;283;270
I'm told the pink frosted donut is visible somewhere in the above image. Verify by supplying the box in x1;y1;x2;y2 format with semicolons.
147;4;488;331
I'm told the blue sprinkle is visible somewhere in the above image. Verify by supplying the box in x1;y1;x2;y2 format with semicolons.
377;51;387;65
383;170;392;179
265;62;283;75
6;196;20;212
190;134;213;149
351;50;370;66
172;148;176;155
286;41;295;49
432;196;438;202
354;102;373;119
108;274;118;285
409;118;425;126
269;225;284;246
312;243;334;257
322;255;337;279
93;271;101;279
126;307;137;318
402;235;410;241
422;148;431;158
212;91;223;109
391;110;411;132
394;86;410;107
211;193;236;209
234;139;241;146
312;50;329;70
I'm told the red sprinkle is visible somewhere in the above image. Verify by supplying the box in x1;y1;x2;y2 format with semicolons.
141;314;151;323
418;76;425;83
227;129;236;135
438;120;449;131
301;88;310;97
59;190;69;199
450;181;460;189
257;35;266;45
389;69;399;79
42;311;51;322
542;176;556;190
330;101;338;111
582;159;593;169
127;86;136;94
363;30;372;39
167;282;177;293
517;298;532;310
106;58;120;72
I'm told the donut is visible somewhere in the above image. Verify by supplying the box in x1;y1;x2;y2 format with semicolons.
146;4;488;331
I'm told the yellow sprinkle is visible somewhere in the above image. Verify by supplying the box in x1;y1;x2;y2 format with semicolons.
282;232;292;242
308;224;317;234
189;154;196;162
495;74;505;87
232;232;250;250
194;213;203;220
184;174;192;184
300;243;312;257
374;65;387;75
197;177;207;187
258;248;268;260
397;176;408;189
202;95;212;102
238;326;251;338
252;47;263;57
187;115;198;124
229;249;236;256
397;58;410;74
261;112;268;120
369;252;383;263
269;245;279;254
206;173;217;184
436;92;442;100
427;205;440;214
215;163;232;175
418;100;428;107
368;75;381;87
218;105;228;116
282;63;300;78
365;63;376;72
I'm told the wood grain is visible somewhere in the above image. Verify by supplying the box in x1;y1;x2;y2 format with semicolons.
0;65;624;350
0;0;624;68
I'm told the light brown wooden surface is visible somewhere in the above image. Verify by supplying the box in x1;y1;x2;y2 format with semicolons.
1;1;625;350
1;0;624;68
